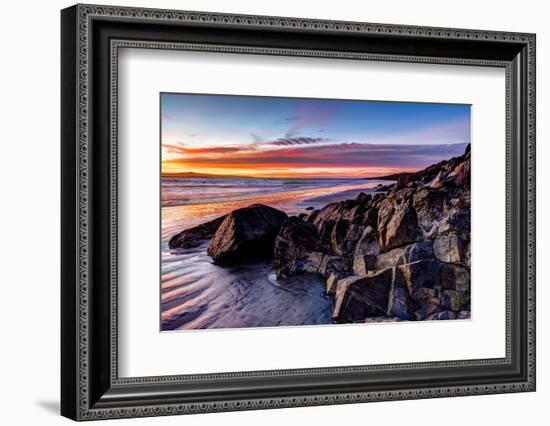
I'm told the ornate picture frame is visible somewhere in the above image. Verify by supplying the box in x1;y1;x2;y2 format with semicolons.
61;4;536;421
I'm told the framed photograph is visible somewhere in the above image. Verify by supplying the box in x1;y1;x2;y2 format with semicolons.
61;4;536;421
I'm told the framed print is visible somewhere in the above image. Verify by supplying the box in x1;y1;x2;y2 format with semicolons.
61;4;536;421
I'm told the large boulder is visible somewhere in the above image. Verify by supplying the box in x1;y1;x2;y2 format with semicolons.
169;215;226;249
207;204;287;262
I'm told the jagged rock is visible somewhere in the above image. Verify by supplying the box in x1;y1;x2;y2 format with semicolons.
355;192;372;204
428;170;447;189
361;206;379;228
169;215;226;249
387;267;413;320
352;254;376;276
394;176;408;191
441;289;469;312
413;188;447;237
326;273;340;296
374;240;434;270
317;219;335;247
306;209;320;223
354;225;380;258
348;205;368;225
305;206;314;210
332;269;393;322
269;143;471;324
439;262;470;292
447;157;470;187
273;217;321;278
375;144;470;187
331;219;362;256
298;213;308;220
411;287;442;320
207;204;287;262
420;175;432;185
318;255;352;278
433;234;463;263
437;209;470;238
377;190;419;251
332;266;415;322
312;199;364;227
398;259;470;292
290;251;325;276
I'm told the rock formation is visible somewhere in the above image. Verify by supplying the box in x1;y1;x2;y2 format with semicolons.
207;204;288;262
169;215;227;250
169;145;471;324
273;144;471;323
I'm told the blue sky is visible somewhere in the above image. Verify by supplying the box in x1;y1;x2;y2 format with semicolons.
161;93;470;178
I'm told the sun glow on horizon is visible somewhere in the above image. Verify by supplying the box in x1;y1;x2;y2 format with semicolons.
161;163;411;179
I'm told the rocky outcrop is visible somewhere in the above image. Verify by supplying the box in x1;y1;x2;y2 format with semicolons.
332;269;394;322
273;144;471;323
169;215;226;249
274;217;323;277
377;189;419;251
207;204;287;262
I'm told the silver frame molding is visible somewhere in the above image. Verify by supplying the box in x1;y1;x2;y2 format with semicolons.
61;3;536;421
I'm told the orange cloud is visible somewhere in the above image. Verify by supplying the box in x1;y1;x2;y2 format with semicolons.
162;141;468;179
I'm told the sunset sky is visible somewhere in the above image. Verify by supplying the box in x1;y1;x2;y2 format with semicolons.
161;93;470;178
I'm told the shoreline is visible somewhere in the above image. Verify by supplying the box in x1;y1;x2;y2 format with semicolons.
160;181;386;331
162;145;471;330
161;178;387;209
